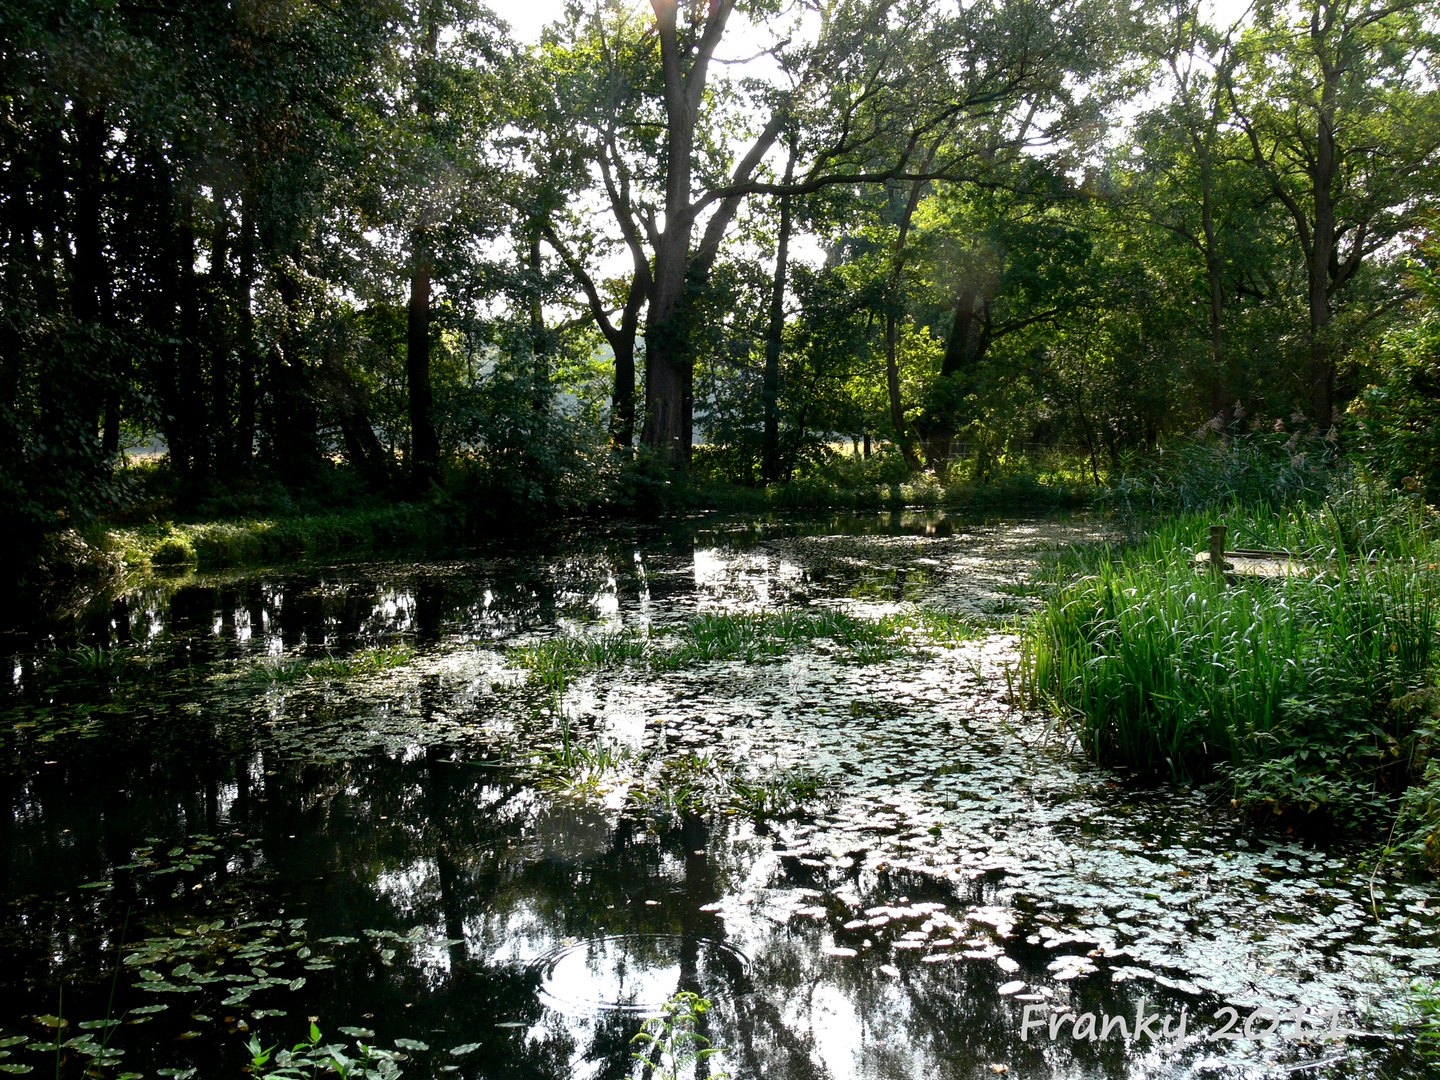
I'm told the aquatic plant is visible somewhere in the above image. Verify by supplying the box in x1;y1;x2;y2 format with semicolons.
509;609;932;692
727;767;825;821
245;646;415;685
1407;977;1440;1064
251;1020;404;1080
630;992;727;1080
150;534;197;566
1022;484;1440;831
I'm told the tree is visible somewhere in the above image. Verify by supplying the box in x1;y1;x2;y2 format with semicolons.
1227;0;1440;424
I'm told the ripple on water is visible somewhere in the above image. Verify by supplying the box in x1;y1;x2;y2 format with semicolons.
534;934;751;1014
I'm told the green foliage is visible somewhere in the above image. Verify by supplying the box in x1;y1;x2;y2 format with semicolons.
149;535;196;566
1405;976;1440;1062
1022;483;1439;833
254;1019;403;1080
115;504;452;571
727;768;825;822
630;993;727;1080
446;371;619;525
508;610;918;692
243;647;415;685
1351;239;1440;505
1103;419;1340;516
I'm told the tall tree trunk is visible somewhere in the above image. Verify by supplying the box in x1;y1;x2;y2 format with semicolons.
1308;168;1335;425
70;100;114;454
761;186;792;485
640;0;738;467
407;243;440;491
885;315;922;471
921;289;991;476
611;324;637;449
528;233;549;412
406;6;443;491
208;193;233;461
234;188;258;467
267;264;320;481
1201;174;1227;419
176;190;207;484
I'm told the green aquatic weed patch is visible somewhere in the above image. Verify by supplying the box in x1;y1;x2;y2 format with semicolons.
508;607;984;691
242;646;416;685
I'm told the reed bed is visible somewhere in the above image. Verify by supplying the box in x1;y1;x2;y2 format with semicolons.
1022;483;1439;829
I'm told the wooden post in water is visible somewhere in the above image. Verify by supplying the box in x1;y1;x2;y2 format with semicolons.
1209;525;1227;579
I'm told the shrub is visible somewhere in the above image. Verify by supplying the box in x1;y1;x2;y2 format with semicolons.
150;535;196;566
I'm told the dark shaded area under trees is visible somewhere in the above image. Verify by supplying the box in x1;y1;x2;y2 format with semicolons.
2;0;1438;585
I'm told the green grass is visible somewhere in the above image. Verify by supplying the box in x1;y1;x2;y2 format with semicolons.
508;607;987;691
243;646;415;685
686;472;1091;515
110;504;451;571
1022;480;1440;833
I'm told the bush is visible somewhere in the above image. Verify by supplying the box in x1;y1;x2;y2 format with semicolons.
150;535;196;566
1350;250;1440;506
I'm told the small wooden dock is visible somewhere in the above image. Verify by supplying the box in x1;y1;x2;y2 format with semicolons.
1193;525;1311;579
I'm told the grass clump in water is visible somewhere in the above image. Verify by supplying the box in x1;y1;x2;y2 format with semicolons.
727;767;825;821
509;609;931;690
245;646;415;685
1022;481;1440;836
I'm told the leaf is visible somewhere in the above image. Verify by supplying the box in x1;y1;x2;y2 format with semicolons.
338;1027;375;1039
393;1039;428;1051
448;1043;482;1056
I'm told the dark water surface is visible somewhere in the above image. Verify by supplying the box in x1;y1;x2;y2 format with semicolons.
2;510;1436;1079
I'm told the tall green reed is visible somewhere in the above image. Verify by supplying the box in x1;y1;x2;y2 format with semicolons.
1023;493;1439;784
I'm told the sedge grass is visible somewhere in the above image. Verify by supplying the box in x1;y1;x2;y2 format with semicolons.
1022;485;1439;830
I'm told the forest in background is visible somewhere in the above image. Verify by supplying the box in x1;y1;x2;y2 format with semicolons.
2;0;1439;581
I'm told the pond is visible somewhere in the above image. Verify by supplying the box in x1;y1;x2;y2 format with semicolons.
1;510;1436;1079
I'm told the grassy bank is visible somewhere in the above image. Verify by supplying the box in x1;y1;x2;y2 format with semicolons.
106;502;455;570
98;470;1088;574
1022;478;1440;857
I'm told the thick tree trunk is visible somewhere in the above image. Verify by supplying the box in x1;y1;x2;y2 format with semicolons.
407;245;440;491
761;189;791;484
208;194;233;461
611;331;637;449
176;191;207;483
640;0;738;467
1200;177;1228;419
323;344;390;491
1308;176;1336;425
267;265;321;480
923;289;991;477
528;233;549;412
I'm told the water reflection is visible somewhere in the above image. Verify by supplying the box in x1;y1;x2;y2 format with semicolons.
0;510;1433;1079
